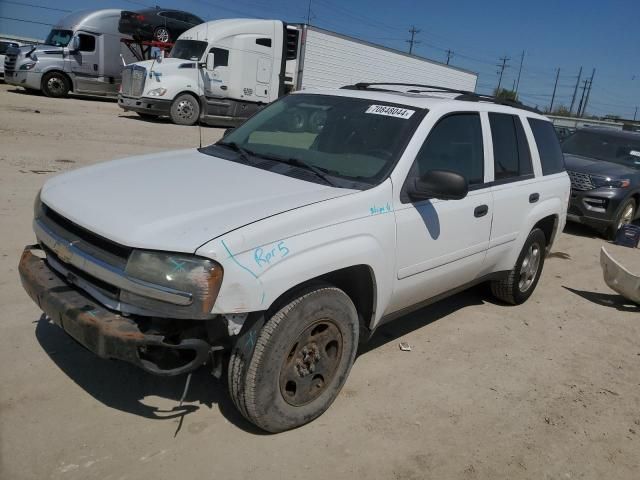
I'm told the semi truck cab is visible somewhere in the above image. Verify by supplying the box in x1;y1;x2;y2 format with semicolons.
118;19;298;126
4;9;137;98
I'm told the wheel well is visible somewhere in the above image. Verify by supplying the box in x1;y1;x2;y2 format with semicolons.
173;91;201;107
267;265;376;336
631;193;640;219
42;70;73;92
533;215;558;251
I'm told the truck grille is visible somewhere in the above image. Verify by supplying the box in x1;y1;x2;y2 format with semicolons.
121;65;146;97
567;171;595;191
4;52;17;73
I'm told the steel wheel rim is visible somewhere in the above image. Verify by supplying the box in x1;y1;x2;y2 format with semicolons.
47;77;64;95
618;204;634;230
155;28;169;42
176;99;195;120
518;242;541;293
279;320;344;407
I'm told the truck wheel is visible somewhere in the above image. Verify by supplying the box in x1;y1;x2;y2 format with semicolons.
154;27;171;43
42;72;70;98
170;93;200;126
490;228;546;305
228;285;359;432
607;198;636;240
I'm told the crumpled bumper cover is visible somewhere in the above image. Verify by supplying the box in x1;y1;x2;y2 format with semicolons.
18;245;210;375
600;246;640;304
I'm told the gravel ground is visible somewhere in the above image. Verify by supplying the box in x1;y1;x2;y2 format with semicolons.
0;83;638;480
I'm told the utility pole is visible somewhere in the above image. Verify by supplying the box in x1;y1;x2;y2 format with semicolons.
634;106;638;122
406;26;421;54
306;0;312;24
514;50;525;95
581;68;596;117
549;68;560;113
576;79;589;118
445;49;453;65
569;66;583;115
496;56;510;92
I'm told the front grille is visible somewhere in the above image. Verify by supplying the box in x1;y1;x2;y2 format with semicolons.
4;52;17;73
121;65;146;97
567;171;595;191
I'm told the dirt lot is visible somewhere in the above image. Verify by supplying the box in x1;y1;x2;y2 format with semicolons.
0;83;638;480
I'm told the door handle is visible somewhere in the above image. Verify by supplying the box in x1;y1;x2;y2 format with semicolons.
474;205;489;218
529;193;540;203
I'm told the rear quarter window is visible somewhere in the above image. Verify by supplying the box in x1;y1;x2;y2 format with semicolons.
528;118;565;175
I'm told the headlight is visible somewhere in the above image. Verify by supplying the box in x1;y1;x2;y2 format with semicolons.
19;62;36;71
122;250;223;318
591;176;630;189
147;88;167;97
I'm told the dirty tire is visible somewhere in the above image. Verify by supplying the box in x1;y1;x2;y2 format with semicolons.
170;93;200;126
607;198;636;240
228;286;359;433
41;71;70;98
491;228;546;305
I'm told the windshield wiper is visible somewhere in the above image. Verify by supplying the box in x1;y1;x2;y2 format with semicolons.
216;141;255;164
252;153;338;187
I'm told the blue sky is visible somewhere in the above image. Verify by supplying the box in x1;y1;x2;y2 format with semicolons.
1;0;639;119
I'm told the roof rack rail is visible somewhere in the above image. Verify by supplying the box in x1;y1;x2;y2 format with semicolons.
341;82;542;114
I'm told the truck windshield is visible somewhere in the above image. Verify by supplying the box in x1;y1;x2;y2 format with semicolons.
44;29;73;47
562;130;640;169
171;40;207;61
203;94;425;188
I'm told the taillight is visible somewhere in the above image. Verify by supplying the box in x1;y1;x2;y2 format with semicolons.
135;14;145;21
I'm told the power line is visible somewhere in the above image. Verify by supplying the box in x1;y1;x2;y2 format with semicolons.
2;1;70;12
0;16;53;26
406;26;421;55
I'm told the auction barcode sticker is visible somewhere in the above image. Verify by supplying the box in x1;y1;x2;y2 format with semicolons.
365;105;415;119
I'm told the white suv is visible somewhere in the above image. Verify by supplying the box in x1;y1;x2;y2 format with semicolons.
19;83;570;432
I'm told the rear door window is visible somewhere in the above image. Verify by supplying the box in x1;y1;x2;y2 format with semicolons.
489;113;533;181
528;118;565;175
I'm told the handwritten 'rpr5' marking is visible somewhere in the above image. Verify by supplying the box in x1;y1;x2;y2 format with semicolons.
255;241;290;268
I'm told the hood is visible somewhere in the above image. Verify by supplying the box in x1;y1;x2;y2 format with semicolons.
40;149;356;253
563;153;638;178
132;57;197;71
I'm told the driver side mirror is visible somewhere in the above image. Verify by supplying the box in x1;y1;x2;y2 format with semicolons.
407;169;468;201
69;35;80;52
206;52;215;70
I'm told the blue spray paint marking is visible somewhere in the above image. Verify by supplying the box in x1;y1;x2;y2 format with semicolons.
370;202;393;216
221;240;258;279
245;330;256;350
254;241;290;268
86;309;97;318
169;258;186;273
221;239;266;305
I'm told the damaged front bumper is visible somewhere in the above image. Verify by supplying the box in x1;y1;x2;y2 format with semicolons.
19;245;219;376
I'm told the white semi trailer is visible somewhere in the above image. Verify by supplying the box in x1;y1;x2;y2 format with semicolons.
118;19;478;126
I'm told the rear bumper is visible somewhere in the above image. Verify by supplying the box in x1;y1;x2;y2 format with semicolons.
19;245;212;376
118;94;171;115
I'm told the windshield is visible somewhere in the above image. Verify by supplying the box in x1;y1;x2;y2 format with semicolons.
170;40;207;60
202;94;424;188
562;130;640;169
44;29;73;47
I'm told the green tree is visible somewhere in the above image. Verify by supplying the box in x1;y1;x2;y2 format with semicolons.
552;105;571;116
493;88;518;102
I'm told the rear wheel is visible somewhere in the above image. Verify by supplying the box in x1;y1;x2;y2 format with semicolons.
228;285;359;432
41;72;70;98
491;228;546;305
154;26;171;43
170;93;200;126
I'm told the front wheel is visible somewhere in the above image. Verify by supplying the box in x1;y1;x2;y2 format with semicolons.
607;198;636;240
491;228;547;305
41;72;70;98
169;93;200;126
228;285;359;432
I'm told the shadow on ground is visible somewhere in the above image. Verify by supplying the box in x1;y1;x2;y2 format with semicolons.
563;286;639;312
8;87;115;103
563;222;603;239
34;317;267;435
